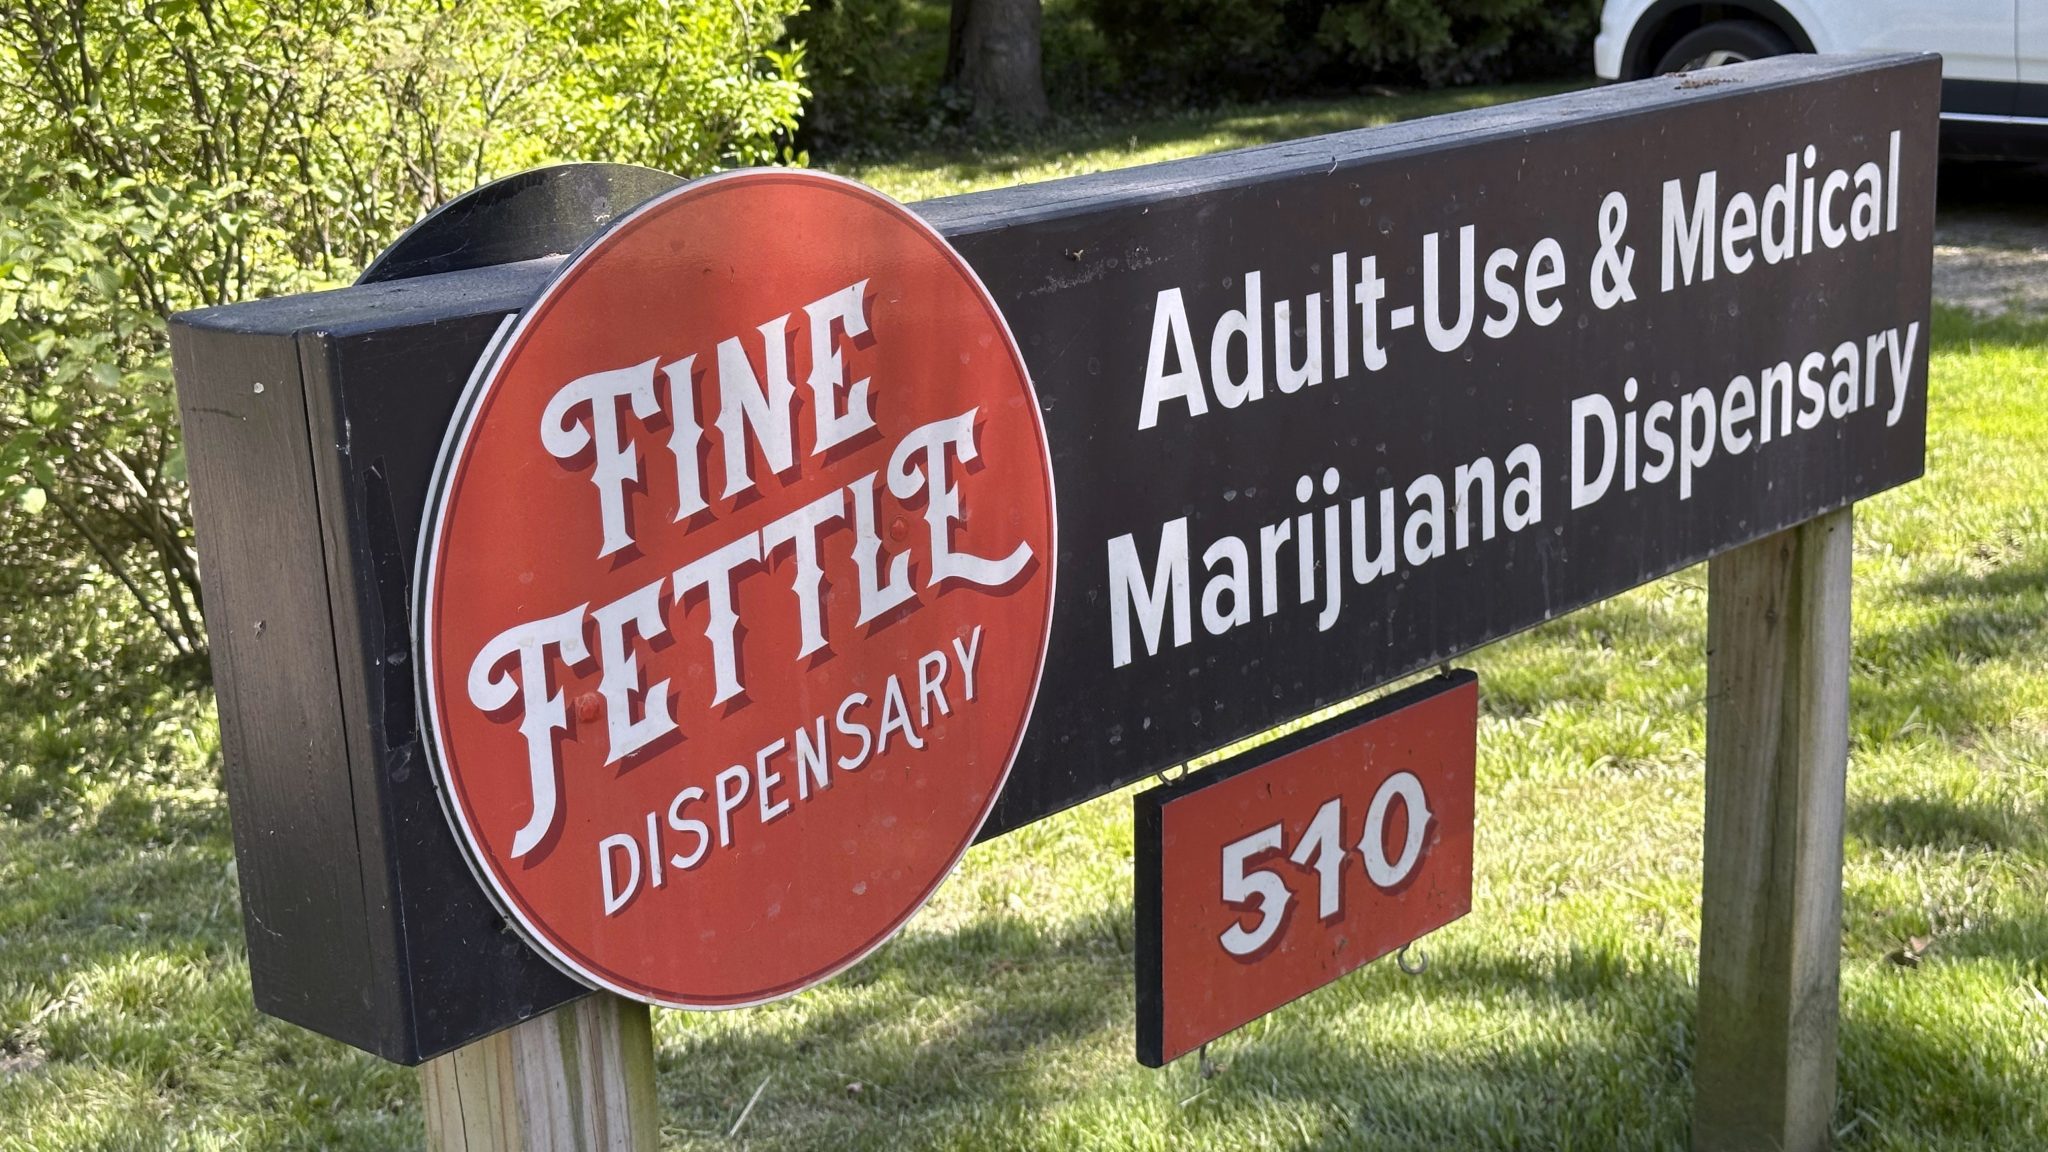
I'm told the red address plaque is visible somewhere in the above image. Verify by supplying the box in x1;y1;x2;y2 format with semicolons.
1134;672;1477;1066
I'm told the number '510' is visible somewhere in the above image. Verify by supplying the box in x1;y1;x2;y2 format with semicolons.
1219;771;1434;958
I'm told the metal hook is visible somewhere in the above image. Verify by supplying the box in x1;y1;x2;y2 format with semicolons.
1396;943;1430;976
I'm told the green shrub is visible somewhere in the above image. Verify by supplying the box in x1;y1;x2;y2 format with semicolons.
0;0;807;669
1316;0;1599;86
1075;0;1298;97
788;0;929;148
1080;0;1598;97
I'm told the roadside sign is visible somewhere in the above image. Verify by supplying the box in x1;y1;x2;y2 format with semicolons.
168;54;1935;1063
415;170;1057;1008
1135;672;1477;1066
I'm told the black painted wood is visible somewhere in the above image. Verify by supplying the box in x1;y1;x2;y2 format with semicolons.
176;263;587;1063
939;53;1935;836
359;163;682;284
171;53;1935;1062
301;306;595;1058
170;322;383;1037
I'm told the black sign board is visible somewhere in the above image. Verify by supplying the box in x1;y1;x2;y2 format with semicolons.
169;53;1936;1062
958;53;1934;833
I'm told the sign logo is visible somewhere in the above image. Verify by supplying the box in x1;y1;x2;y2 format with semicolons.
416;170;1056;1008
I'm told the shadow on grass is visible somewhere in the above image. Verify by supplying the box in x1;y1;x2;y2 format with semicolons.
1843;862;2048;981
652;907;1134;1145
0;813;417;1150
0;815;240;1039
658;908;1696;1148
660;901;2046;1150
1848;794;2046;856
1478;496;2048;750
1891;553;2048;665
1847;546;2048;748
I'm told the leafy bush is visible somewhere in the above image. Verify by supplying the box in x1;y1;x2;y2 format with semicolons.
1081;0;1598;98
1316;0;1599;86
1070;0;1296;98
787;0;1126;153
788;0;930;148
0;0;807;670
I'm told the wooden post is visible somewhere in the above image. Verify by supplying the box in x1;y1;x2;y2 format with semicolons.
421;993;660;1152
1693;507;1853;1152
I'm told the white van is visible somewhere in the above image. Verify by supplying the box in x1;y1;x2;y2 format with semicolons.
1595;1;2048;156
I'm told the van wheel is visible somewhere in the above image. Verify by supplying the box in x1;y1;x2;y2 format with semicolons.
1654;19;1797;74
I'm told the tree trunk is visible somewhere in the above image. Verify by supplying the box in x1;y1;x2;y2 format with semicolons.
945;0;1050;129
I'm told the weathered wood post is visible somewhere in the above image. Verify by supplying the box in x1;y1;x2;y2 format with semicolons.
420;994;659;1152
1694;507;1854;1151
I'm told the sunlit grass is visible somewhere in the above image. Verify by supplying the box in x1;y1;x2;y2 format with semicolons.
831;84;1583;204
2;91;2043;1150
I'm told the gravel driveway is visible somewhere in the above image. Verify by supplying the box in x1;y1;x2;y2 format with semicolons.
1934;162;2048;317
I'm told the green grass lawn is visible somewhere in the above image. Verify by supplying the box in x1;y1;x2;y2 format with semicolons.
833;83;1583;202
3;92;2045;1150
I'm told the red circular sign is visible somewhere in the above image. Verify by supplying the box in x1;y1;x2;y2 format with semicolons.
416;170;1055;1007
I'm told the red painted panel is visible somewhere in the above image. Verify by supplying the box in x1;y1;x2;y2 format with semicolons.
1136;673;1476;1066
417;170;1056;1008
